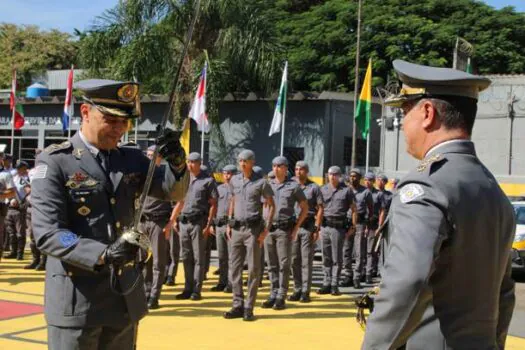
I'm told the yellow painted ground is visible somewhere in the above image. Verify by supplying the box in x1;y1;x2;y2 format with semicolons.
1;256;525;349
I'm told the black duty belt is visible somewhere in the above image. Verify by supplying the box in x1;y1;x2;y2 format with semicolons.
178;213;205;225
214;216;228;227
301;216;315;230
269;219;295;232
228;216;263;230
322;217;348;229
141;212;170;222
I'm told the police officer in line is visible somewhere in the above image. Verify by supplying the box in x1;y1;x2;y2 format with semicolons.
317;166;357;296
362;60;516;349
363;171;383;282
139;145;174;309
200;165;216;280
171;152;218;301
289;160;323;303
261;156;308;311
25;165;47;270
342;168;372;289
31;79;189;350
224;150;275;321
374;173;392;273
0;158;15;259
210;164;236;292
4;160;30;260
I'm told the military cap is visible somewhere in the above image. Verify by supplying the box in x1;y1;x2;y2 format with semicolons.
350;168;362;176
328;166;342;175
364;171;376;180
16;160;29;169
295;160;309;171
75;79;141;118
238;149;255;161
253;166;264;176
188;152;202;161
385;60;491;107
268;170;276;179
377;173;388;182
222;165;237;173
272;156;289;166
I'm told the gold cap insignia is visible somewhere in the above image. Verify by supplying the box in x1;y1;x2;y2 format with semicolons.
117;84;139;103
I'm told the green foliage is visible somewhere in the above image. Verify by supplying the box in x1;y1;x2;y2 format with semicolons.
0;24;77;89
275;0;525;91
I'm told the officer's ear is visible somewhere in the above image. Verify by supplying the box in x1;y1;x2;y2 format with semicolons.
80;104;93;124
420;99;440;131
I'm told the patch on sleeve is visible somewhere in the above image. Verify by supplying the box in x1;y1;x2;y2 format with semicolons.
30;165;48;180
400;184;424;204
59;232;80;248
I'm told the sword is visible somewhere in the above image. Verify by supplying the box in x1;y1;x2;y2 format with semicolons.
111;0;202;296
121;0;202;253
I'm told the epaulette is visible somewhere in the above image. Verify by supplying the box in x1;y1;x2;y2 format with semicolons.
45;141;73;154
417;153;446;173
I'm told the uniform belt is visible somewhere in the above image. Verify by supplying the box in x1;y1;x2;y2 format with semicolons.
229;216;262;229
300;216;315;229
179;213;204;225
214;216;228;227
269;219;295;232
323;217;348;229
141;212;170;222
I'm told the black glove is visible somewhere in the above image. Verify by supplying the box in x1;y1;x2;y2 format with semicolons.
103;236;139;267
156;128;186;170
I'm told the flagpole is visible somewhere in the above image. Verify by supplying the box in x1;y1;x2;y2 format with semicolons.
351;0;362;168
365;133;370;173
10;69;16;156
201;128;205;159
68;65;74;139
280;61;288;156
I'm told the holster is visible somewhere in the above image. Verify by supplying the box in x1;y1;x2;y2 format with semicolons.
178;213;203;225
301;216;316;231
322;217;348;229
269;219;295;232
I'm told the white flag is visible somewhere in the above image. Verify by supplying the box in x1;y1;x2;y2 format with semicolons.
269;62;288;136
189;63;210;133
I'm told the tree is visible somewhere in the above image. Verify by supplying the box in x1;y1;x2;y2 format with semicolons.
77;0;281;125
275;0;525;92
0;24;78;89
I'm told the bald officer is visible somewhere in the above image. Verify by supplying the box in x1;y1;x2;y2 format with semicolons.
290;161;323;303
171;152;218;301
31;79;189;349
210;164;237;292
318;166;357;296
224;150;274;321
362;60;516;349
261;156;308;311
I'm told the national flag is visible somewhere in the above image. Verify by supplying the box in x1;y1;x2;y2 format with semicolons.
466;57;473;74
189;63;210;133
63;65;74;132
10;69;25;130
355;59;372;139
269;61;288;136
179;118;191;156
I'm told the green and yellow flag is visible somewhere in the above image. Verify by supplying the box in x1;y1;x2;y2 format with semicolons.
355;59;372;139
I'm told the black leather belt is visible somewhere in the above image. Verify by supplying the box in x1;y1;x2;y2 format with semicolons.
228;216;262;229
179;213;204;225
269;219;295;232
322;217;348;229
214;216;228;227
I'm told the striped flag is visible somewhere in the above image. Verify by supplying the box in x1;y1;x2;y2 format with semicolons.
269;61;288;136
189;63;210;133
355;59;372;139
62;66;74;132
10;69;25;130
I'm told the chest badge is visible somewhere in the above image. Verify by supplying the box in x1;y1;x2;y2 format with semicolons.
73;148;84;159
77;205;91;216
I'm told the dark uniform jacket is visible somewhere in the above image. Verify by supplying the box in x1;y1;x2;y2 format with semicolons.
31;133;189;328
363;141;516;350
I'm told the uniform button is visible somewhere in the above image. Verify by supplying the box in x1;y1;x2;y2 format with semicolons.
80;197;86;203
110;198;116;205
116;221;121;229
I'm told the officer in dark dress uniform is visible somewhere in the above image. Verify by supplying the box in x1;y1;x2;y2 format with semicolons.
31;79;189;350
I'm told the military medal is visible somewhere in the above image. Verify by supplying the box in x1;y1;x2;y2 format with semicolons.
77;206;91;216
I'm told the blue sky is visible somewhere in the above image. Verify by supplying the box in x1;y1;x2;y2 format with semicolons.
0;0;523;34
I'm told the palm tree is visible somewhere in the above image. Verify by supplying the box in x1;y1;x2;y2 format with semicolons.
77;0;282;126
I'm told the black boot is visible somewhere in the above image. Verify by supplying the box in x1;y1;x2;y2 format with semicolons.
261;298;276;309
273;298;286;310
147;298;160;309
353;279;362;289
288;291;301;301
211;283;227;292
4;251;17;259
165;276;175;286
36;255;47;271
365;275;373;284
24;259;40;269
224;307;244;319
317;285;331;295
